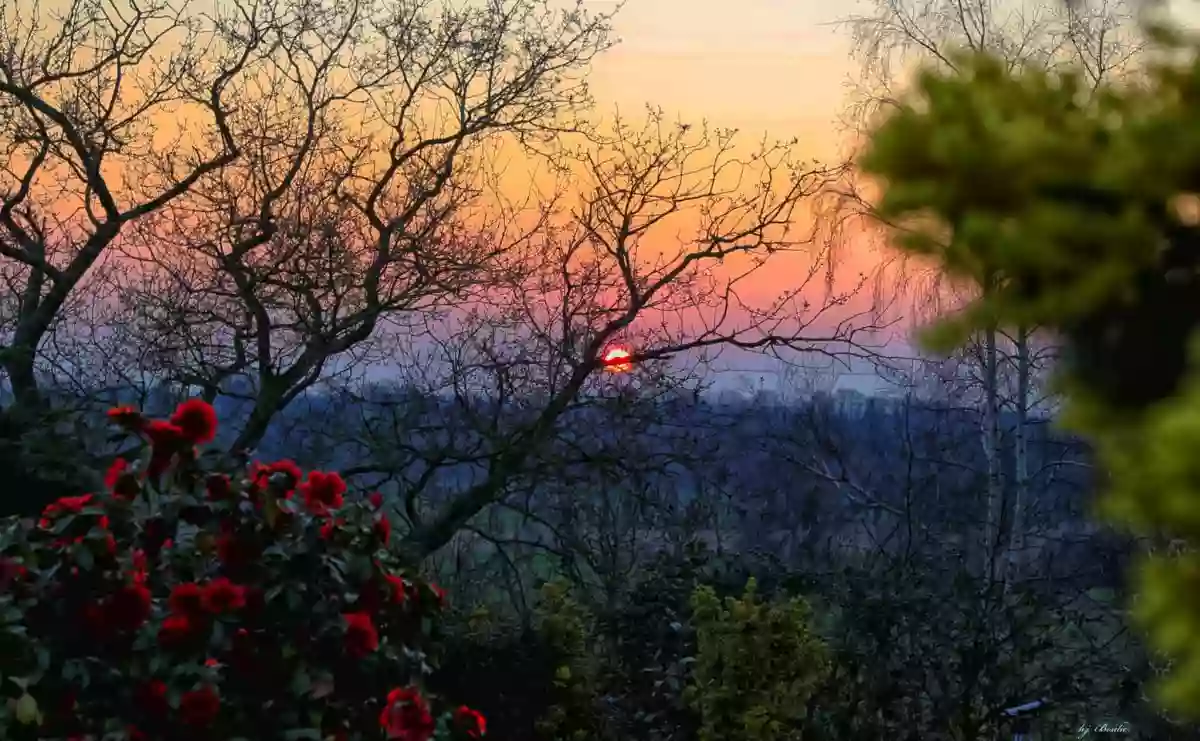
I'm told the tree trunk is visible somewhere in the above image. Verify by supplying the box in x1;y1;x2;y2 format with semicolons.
1009;325;1032;584
229;380;289;462
982;321;1003;583
0;347;101;516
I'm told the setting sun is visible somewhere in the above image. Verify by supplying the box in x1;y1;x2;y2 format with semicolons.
601;347;634;373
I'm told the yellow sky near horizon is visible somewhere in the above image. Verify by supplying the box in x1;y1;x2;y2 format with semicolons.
584;0;856;159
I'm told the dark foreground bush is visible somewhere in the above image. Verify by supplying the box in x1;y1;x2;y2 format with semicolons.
0;401;485;741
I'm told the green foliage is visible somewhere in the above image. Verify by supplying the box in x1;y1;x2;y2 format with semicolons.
532;579;604;741
860;22;1200;716
0;402;106;518
684;578;828;741
0;402;480;741
430;542;777;741
433;543;1200;740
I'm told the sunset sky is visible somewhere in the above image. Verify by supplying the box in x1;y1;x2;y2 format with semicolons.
573;0;885;390
26;0;1191;392
10;0;892;392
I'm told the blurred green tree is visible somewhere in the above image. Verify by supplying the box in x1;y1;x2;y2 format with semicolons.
860;18;1200;714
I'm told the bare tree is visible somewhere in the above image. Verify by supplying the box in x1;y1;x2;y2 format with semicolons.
0;0;265;407
0;0;292;507
0;0;615;503
0;0;884;552
104;0;613;451
278;113;879;562
730;363;1143;739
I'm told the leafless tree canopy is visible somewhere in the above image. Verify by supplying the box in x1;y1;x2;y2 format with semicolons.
0;0;886;551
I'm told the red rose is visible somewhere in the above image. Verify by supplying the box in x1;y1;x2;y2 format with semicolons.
205;474;234;501
0;559;25;579
61;494;95;511
137;679;169;717
201;577;246;614
343;611;379;657
169;583;205;616
144;420;187;450
384;575;407;605
368;491;384;509
249;459;303;492
300;470;347;514
104;457;136;497
179;686;220;727
144;420;187;477
320;518;346;540
108;583;153;632
40;494;94;525
453;706;488;739
0;559;26;593
131;549;148;584
374;516;392;544
216;533;241;566
170;399;218;445
107;406;147;431
380;687;435;741
82;601;108;638
158;614;194;648
429;583;446;608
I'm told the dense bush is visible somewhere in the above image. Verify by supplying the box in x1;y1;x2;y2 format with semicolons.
431;543;792;741
531;580;606;741
597;541;768;741
0;401;485;741
797;560;1128;740
685;578;828;741
430;584;603;741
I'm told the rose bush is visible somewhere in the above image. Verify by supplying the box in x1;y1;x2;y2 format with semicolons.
0;400;485;741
